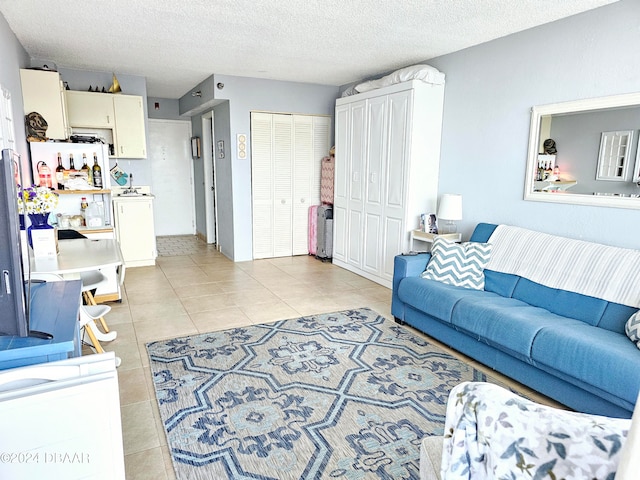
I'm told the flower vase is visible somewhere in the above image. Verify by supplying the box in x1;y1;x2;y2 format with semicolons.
27;212;53;248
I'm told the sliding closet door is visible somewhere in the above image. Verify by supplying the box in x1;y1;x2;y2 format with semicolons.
252;112;329;259
272;115;293;257
292;116;313;256
251;113;275;259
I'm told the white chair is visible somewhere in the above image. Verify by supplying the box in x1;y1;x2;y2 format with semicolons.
80;270;111;334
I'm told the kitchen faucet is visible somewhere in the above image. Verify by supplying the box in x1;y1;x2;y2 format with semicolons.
122;173;138;195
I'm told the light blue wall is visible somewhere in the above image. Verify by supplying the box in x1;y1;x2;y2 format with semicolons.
190;75;339;261
0;12;30;167
147;97;182;120
213;102;233;259
426;0;640;248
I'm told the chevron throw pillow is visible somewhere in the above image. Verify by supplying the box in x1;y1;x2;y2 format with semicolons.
421;237;493;290
625;311;640;349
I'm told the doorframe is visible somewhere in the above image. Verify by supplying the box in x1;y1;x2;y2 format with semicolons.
202;113;218;246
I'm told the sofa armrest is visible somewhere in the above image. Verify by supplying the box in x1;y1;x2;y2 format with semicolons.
392;253;430;320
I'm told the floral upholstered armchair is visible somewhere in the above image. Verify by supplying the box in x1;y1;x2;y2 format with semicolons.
421;382;640;480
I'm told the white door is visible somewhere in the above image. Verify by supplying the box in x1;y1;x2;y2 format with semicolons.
382;90;412;280
362;96;387;276
346;100;367;268
148;119;195;236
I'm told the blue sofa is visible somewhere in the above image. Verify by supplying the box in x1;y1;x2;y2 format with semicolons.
392;223;640;418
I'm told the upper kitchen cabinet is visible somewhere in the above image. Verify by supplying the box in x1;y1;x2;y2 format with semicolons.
65;91;147;159
65;91;114;128
19;69;71;140
113;95;146;158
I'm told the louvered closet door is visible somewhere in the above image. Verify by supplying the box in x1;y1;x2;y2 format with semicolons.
291;115;331;256
252;112;329;259
272;114;294;257
292;116;313;256
251;113;275;259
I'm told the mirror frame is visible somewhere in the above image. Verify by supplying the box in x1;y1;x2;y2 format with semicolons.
524;92;640;210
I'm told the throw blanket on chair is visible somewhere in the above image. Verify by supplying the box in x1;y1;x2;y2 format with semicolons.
486;225;640;308
441;382;630;480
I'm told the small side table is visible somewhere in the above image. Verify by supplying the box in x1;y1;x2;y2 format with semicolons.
409;230;462;252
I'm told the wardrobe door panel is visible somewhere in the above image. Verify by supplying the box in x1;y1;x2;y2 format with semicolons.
362;96;387;276
385;91;411;209
333;105;350;262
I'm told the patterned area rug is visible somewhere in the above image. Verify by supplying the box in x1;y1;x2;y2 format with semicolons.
146;308;508;479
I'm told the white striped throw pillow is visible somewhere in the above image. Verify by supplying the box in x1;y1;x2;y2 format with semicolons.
421;237;493;290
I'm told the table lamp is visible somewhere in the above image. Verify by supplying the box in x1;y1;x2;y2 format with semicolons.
437;194;462;234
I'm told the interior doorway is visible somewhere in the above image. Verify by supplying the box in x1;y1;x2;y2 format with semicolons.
148;119;195;236
202;113;218;246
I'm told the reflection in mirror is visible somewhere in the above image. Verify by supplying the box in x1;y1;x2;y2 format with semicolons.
525;93;640;209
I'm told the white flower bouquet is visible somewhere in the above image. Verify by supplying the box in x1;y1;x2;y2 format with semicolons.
17;185;59;214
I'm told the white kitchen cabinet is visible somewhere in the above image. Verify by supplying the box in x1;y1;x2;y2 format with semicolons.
333;80;445;288
251;112;330;259
19;69;70;140
112;196;157;267
113;95;147;158
65;90;115;128
65;91;147;158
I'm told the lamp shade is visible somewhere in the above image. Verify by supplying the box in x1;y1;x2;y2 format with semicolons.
437;194;463;221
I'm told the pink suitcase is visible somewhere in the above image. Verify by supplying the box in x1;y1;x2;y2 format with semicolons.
320;156;335;205
308;205;319;255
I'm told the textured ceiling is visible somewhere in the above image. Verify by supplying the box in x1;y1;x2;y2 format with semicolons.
0;0;617;99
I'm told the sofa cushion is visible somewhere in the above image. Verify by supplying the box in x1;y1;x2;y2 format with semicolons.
531;324;640;406
397;277;493;323
600;302;638;335
451;296;585;362
421;238;492;290
512;277;608;326
625;311;640;349
483;269;519;298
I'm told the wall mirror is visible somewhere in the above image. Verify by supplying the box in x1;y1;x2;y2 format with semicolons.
524;92;640;209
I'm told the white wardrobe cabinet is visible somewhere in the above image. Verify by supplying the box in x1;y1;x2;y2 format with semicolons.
332;80;445;287
251;112;330;259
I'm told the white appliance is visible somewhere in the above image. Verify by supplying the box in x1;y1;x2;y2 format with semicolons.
0;353;125;479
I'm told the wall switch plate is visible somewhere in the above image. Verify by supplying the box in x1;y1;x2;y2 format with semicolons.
237;134;247;159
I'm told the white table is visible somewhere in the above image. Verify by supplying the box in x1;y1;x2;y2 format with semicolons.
31;238;125;288
409;229;462;252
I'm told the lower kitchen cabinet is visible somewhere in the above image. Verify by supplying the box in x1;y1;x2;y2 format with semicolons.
112;196;157;267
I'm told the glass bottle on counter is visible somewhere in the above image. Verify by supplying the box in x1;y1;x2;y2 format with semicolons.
55;152;65;190
92;153;103;188
80;153;93;185
68;154;76;172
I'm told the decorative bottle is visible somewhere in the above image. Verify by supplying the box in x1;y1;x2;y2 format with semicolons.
92;153;103;188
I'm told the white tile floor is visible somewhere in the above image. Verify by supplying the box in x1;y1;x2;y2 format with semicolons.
100;235;558;479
